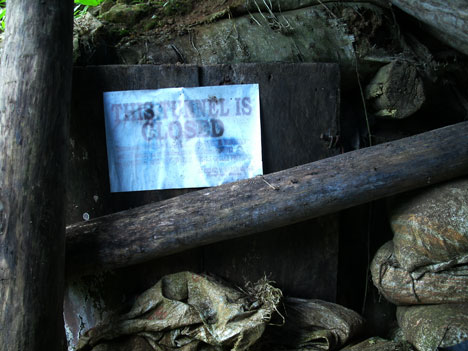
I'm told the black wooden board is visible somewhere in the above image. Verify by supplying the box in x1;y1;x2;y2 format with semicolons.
199;64;340;172
68;65;199;222
65;63;340;347
198;64;340;298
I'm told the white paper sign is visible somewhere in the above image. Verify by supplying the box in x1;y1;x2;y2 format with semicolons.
103;84;263;192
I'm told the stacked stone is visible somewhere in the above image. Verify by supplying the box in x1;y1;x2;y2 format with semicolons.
371;178;468;351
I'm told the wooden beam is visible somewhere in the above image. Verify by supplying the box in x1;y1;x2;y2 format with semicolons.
389;0;468;56
66;122;468;277
0;0;73;350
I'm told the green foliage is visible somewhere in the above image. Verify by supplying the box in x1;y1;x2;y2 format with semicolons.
0;0;5;32
0;10;5;32
74;4;90;18
75;0;105;5
0;0;106;31
74;0;106;18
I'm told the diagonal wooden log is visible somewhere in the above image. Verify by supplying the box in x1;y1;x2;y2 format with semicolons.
66;121;468;277
389;0;468;56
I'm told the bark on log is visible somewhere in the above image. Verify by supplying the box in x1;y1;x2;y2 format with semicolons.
0;1;73;350
389;0;468;56
66;121;468;277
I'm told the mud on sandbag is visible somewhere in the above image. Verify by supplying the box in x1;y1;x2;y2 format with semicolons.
76;272;282;351
397;304;468;351
371;241;468;305
262;297;365;350
389;177;468;274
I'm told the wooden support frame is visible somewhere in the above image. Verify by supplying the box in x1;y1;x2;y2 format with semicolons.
0;0;73;350
66;121;468;277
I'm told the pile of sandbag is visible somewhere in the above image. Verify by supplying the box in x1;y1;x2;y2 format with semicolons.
371;177;468;351
76;272;283;351
76;272;366;351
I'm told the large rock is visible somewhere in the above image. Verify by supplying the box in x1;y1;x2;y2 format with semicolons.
100;3;150;25
232;0;389;13
113;2;392;83
73;13;108;64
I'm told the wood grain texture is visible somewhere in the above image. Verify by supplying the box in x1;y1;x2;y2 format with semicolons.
64;63;341;348
389;0;468;55
68;65;200;224
66;63;340;301
199;63;340;299
0;0;73;350
199;64;340;172
67;63;339;221
66;121;468;276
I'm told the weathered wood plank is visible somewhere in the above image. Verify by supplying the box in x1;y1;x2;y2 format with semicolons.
200;64;340;172
68;65;200;223
202;216;339;299
66;121;468;276
66;63;340;300
0;0;73;350
64;63;341;347
199;63;339;299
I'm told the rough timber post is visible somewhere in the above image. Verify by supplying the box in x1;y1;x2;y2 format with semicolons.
389;0;468;55
0;0;73;350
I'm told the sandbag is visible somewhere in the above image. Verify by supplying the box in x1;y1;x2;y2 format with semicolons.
263;297;365;350
389;177;468;273
341;337;414;351
89;336;153;351
76;272;282;351
397;304;468;351
371;241;468;305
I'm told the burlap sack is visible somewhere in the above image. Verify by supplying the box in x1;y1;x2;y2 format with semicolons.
389;177;468;274
263;297;365;350
77;272;282;351
397;304;468;351
340;337;414;351
371;241;468;305
90;336;153;351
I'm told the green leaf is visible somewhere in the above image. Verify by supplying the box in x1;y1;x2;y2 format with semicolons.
74;0;104;6
0;9;5;19
74;4;90;18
